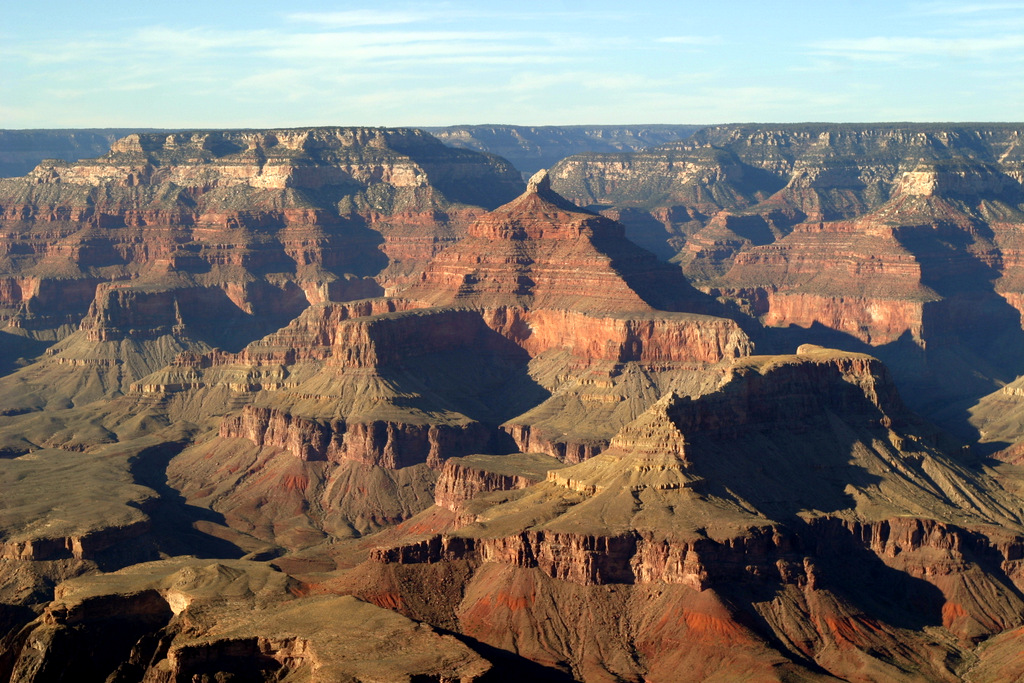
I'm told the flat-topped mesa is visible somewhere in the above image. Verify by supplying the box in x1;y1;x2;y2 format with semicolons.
132;300;500;394
23;128;521;195
543;345;915;499
434;453;567;519
663;345;907;437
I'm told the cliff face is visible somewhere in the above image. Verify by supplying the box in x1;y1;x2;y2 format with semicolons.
549;125;1024;351
9;123;1024;682
548;124;1024;441
220;406;491;469
2;559;500;683
388;173;752;461
0;127;522;345
358;346;1024;681
425;124;702;176
0;129;164;178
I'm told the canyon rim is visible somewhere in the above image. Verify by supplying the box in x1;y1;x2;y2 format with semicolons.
2;123;1024;681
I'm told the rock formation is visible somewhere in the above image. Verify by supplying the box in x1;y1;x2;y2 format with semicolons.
424;124;702;176
548;124;1024;441
358;347;1024;681
3;125;1024;681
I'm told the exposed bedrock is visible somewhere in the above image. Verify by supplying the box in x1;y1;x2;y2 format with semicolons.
500;424;605;464
481;306;751;365
6;589;174;683
220;406;492;469
80;280;309;348
371;515;1024;641
0;521;151;563
433;453;566;516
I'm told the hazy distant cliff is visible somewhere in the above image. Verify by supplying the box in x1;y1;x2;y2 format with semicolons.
424;124;703;175
0;125;703;182
0;129;170;178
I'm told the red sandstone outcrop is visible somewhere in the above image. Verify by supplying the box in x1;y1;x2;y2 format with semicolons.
401;169;710;314
0;127;521;348
220;406;491;469
355;345;1024;679
433;453;566;519
548;125;1024;357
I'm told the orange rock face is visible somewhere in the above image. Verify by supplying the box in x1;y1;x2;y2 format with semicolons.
219;406;492;469
8;125;1024;682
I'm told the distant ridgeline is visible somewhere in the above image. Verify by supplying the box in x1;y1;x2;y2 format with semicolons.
423;124;704;176
0;125;703;179
0;129;171;178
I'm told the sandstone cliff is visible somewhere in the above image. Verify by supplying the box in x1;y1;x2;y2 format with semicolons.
357;346;1024;681
547;125;1024;443
6;123;1024;682
0;127;522;345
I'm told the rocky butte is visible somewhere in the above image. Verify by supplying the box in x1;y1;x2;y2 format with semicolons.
1;124;1024;681
548;124;1024;435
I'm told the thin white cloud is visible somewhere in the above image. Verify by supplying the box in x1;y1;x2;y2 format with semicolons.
655;36;723;46
5;24;571;71
133;26;272;54
913;2;1024;15
808;34;1024;60
263;29;571;65
285;10;431;27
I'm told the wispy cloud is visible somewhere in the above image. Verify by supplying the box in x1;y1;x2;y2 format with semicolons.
285;10;431;27
912;2;1024;15
807;34;1024;60
263;29;572;66
655;36;723;46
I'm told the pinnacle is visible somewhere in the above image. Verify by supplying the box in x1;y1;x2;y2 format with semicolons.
527;168;551;194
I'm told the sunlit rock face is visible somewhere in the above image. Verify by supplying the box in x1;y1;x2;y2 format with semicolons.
6;125;1024;682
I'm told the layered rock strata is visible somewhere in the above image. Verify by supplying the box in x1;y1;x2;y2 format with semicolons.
549;125;1024;349
0;127;522;342
358;346;1024;680
219;406;491;469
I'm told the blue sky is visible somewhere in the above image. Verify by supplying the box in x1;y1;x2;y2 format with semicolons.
2;1;1023;127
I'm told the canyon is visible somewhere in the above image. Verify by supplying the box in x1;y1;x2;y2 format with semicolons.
0;124;1024;681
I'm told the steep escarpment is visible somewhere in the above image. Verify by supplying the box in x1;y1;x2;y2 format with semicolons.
139;303;534;546
394;172;752;460
0;127;521;344
549;125;1024;330
218;406;491;469
355;346;1024;681
2;558;503;683
122;176;753;552
0;129;166;178
549;125;1024;440
403;169;712;314
9;123;1024;681
426;124;702;176
0;127;524;418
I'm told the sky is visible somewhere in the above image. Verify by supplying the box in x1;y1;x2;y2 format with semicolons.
2;1;1024;128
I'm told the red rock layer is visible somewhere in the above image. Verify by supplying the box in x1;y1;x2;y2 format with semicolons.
400;171;709;315
480;306;750;365
140;300;459;380
434;458;549;512
0;127;523;340
501;424;604;464
370;515;1024;642
219;406;491;469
